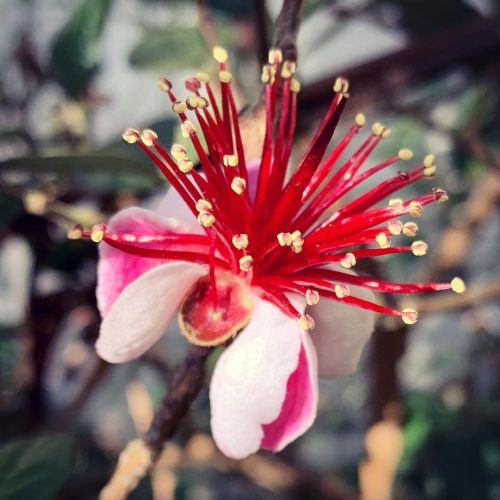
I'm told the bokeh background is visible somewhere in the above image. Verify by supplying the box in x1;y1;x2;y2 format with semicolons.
1;0;500;498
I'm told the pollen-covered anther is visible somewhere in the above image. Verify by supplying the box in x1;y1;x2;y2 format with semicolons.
305;289;320;306
388;220;404;235
376;232;391;249
213;45;228;63
171;144;187;161
355;113;366;127
268;48;283;64
423;165;436;177
122;128;140;144
186;96;199;110
231;177;246;195
232;234;249;250
196;72;210;83
333;77;349;94
433;188;449;203
299;314;315;331
340;252;357;269
239;255;253;272
90;223;106;243
67;225;83;240
155;78;172;92
223;154;238;167
291;240;304;253
409;201;423;217
181;121;196;138
172;101;187;114
196;96;208;109
381;128;392;139
290;78;301;93
334;284;351;299
371;122;385;137
140;129;158;147
277;232;292;247
423;154;435;168
197;212;216;228
178;158;194;173
281;60;296;78
402;221;419;237
398;149;414;161
402;308;418;325
411;240;428;256
219;71;232;83
451;277;466;294
195;199;213;213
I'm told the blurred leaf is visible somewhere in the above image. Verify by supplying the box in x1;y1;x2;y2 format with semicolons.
50;0;113;98
130;24;232;71
0;434;76;500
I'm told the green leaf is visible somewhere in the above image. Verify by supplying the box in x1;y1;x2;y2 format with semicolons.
0;434;77;500
50;0;113;98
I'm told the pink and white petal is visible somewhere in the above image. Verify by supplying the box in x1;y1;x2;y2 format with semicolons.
261;328;318;452
155;188;201;231
96;262;206;363
209;296;318;459
310;279;375;379
97;206;199;316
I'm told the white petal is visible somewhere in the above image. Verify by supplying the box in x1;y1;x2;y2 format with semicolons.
209;297;312;459
96;262;206;363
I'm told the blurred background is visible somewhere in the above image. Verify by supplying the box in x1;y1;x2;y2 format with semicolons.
1;0;500;498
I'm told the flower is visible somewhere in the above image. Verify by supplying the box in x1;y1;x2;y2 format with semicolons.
73;46;465;459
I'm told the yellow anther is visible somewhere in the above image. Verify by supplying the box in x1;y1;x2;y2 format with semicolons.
232;233;249;250
398;148;414;161
277;232;291;247
355;113;366;127
171;144;187;161
195;199;213;213
305;289;320;306
197;212;216;228
423;165;436;177
155;78;171;92
376;232;391;249
451;277;466;294
299;314;315;331
90;224;106;243
334;284;350;299
381;128;392;138
371;122;384;136
67;225;83;240
186;96;199;109
290;230;302;242
172;101;187;114
223;154;238;167
423;154;435;168
268;48;283;64
409;201;423;217
281;60;295;78
388;220;403;235
433;188;449;203
333;77;349;94
389;198;403;207
122;128;140;144
402;308;418;325
290;78;301;93
340;252;356;269
213;46;228;63
196;96;208;109
219;70;232;83
411;240;428;256
402;221;419;237
231;177;246;195
181;121;196;138
261;65;272;83
140;129;158;147
239;255;253;272
196;72;210;83
178;158;194;173
291;239;304;253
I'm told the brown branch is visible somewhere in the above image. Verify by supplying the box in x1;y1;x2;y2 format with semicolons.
273;0;303;61
195;0;220;50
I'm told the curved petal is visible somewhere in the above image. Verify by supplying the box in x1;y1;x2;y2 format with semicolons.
310;271;376;379
96;262;206;363
155;188;202;230
97;207;200;316
209;296;318;459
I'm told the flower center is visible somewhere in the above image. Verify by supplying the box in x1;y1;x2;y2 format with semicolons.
178;271;254;346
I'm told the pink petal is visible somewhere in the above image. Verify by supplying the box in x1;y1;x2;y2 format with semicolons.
209;296;318;459
310;271;376;379
96;262;206;363
97;207;198;316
